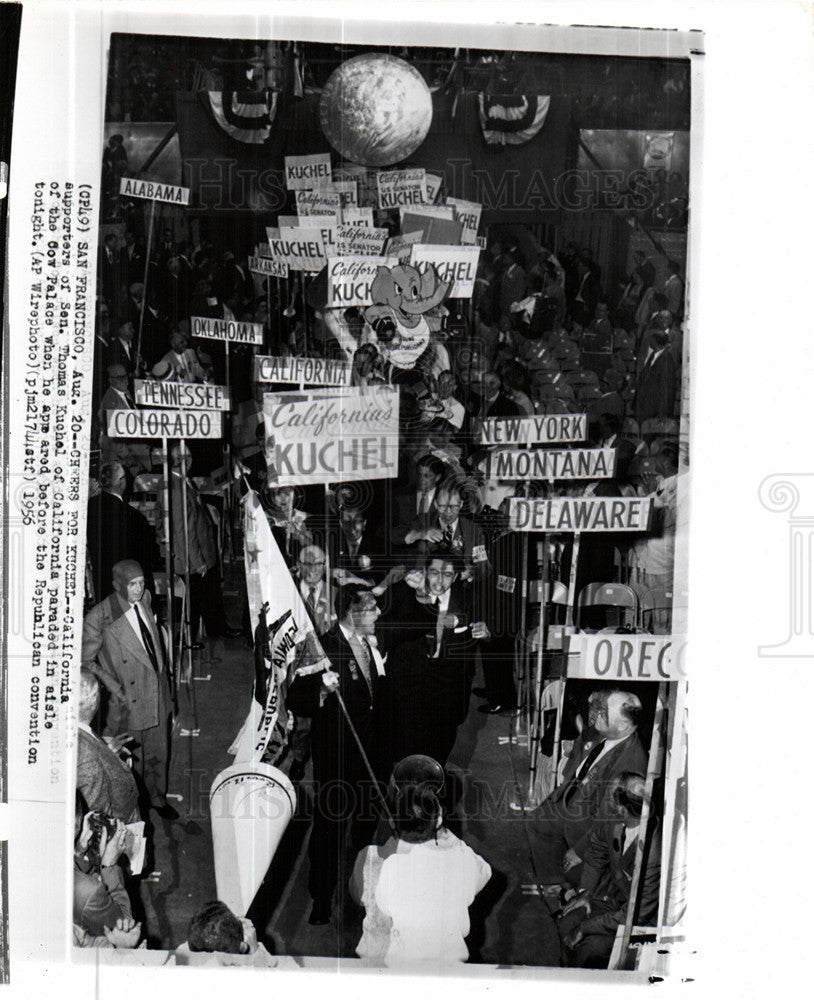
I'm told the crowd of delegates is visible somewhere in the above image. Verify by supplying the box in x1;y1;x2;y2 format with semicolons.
82;217;682;966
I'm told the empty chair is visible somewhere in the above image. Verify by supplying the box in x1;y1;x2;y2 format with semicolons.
576;582;639;632
640;586;673;634
640;417;679;442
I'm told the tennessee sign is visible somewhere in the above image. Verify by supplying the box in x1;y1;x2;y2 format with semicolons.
133;379;230;411
480;413;587;446
191;316;264;345
119;177;190;205
507;497;652;532
487;447;615;481
263;387;400;486
107;408;222;440
567;634;687;681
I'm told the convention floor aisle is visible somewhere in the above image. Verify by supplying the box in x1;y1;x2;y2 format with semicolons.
140;594;561;967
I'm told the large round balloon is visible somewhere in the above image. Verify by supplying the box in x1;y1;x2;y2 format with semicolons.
320;53;433;167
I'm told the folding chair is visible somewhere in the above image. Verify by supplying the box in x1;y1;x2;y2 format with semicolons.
576;582;640;632
640;586;673;634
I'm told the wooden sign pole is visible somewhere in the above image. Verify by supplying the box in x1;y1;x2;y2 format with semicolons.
178;454;194;681
160;438;176;698
611;679;668;970
135;197;157;371
527;532;549;798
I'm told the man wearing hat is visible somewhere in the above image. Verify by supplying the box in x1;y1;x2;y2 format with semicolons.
83;560;175;818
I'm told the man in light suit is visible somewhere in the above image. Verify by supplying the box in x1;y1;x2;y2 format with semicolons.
76;669;140;824
533;688;647;880
156;323;206;383
84;559;175;818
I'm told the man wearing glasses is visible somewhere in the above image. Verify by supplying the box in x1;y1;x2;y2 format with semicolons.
287;585;389;926
402;481;488;573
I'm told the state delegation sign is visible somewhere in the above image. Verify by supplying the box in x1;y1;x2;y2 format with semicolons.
248;255;288;278
191;316;264;345
480;413;587;445
253;355;353;387
119;177;190;205
487;447;615;481
567;634;687;681
507;497;652;532
133;379;231;411
409;244;481;298
262;387;400;486
107;408;222;440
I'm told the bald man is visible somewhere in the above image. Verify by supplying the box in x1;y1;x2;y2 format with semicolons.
534;688;647;879
76;669;140;824
83;560;174;817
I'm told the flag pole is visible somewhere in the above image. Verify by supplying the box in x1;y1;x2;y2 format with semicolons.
332;688;396;838
161;436;176;703
135;197;157;370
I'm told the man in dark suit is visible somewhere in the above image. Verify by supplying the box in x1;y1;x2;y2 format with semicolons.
635;328;677;423
391;453;447;548
382;554;491;766
558;771;661;968
534;689;647;878
401;481;488;572
287;585;389;925
86;461;160;602
83;560;175;818
76;669;140;824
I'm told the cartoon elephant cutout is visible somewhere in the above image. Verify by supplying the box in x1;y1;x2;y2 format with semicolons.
363;263;450;370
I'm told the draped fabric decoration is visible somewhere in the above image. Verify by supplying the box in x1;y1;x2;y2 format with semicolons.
207;90;278;143
477;93;551;146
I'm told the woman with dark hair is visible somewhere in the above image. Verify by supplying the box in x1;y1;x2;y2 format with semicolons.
351;783;491;966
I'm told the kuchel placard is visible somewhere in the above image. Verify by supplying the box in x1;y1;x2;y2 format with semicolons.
336;225;389;257
263;386;400;486
284;152;332;190
327;255;398;308
446;196;483;245
376;168;427;209
409;243;481;297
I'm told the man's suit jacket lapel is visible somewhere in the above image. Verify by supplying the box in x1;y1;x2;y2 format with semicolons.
110;599;162;673
337;628;373;705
